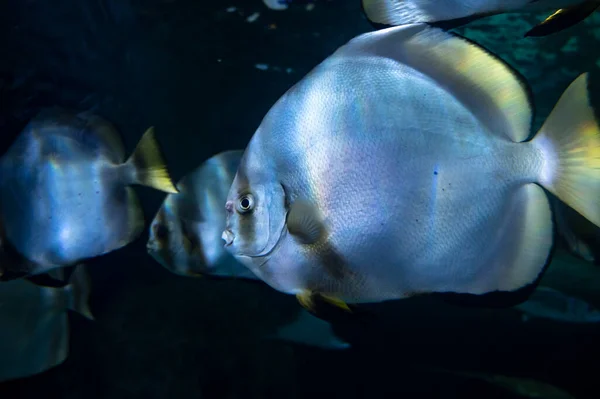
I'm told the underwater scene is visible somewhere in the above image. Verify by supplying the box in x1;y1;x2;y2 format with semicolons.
1;0;600;398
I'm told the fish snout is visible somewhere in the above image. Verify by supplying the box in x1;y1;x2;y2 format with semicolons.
146;239;159;253
222;229;234;247
225;200;233;213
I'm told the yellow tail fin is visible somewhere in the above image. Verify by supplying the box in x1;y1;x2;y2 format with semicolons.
533;73;600;227
125;127;178;194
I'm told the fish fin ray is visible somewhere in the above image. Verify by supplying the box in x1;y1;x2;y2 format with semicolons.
533;73;600;228
339;24;533;142
125;127;178;193
287;200;326;244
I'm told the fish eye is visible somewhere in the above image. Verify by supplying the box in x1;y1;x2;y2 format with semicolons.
236;194;255;214
154;223;169;240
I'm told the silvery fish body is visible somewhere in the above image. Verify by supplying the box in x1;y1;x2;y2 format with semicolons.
147;151;349;350
0;108;176;278
0;264;92;382
148;150;256;279
362;0;598;37
515;286;600;323
223;24;600;305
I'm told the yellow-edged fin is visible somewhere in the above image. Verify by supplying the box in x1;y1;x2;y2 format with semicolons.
319;294;352;312
287;200;326;245
296;290;316;312
525;3;599;37
126;127;178;193
533;73;600;229
296;290;352;314
339;24;533;143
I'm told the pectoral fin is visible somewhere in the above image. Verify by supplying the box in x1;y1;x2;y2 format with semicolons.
296;290;352;314
525;3;599;37
287;200;326;245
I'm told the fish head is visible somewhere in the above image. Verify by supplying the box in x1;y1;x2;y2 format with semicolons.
222;151;287;277
147;199;205;278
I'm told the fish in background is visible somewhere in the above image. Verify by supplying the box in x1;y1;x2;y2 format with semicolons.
426;368;577;399
0;108;178;281
515;286;600;323
222;24;600;311
148;150;256;279
552;196;600;263
361;0;600;37
262;0;323;10
147;150;349;350
506;248;600;323
0;264;93;383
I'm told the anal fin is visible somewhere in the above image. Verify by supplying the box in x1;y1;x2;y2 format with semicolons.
525;3;599;37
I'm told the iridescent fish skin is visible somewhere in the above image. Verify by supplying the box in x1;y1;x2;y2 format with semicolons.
222;24;600;306
362;0;599;37
0;108;177;278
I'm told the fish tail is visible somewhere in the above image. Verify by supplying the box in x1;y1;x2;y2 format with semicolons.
124;127;178;194
64;264;94;320
532;73;600;228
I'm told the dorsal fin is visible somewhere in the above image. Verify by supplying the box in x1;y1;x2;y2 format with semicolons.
336;24;533;142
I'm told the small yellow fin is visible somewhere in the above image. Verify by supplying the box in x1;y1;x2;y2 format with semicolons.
296;290;315;312
296;290;352;313
319;294;352;312
126;127;178;194
534;73;600;228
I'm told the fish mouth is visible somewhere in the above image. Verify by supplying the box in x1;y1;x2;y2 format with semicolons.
222;222;287;263
222;229;234;247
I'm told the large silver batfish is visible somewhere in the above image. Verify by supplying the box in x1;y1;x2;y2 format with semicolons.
147;150;350;349
0;108;178;279
0;265;93;383
222;24;600;310
362;0;600;37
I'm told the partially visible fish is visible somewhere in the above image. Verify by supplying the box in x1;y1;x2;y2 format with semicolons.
515;286;600;323
361;0;600;37
0;264;93;383
264;307;350;349
552;196;600;263
538;248;600;309
0;108;177;279
147;151;349;350
222;24;600;311
428;368;577;399
147;150;256;279
263;0;289;10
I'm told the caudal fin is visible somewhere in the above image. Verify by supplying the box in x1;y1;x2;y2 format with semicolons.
533;73;600;228
124;127;178;194
65;264;94;320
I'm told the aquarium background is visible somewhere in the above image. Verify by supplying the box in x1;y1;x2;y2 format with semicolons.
1;0;599;398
